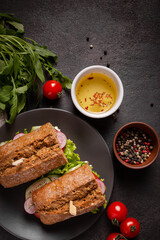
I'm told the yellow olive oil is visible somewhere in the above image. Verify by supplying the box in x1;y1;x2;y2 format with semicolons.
76;72;117;113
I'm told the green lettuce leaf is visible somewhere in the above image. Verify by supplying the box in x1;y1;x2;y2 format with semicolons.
47;139;85;176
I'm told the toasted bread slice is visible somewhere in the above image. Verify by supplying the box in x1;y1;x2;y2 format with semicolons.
32;164;105;225
0;123;67;188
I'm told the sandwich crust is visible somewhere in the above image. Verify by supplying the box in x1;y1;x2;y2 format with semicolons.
32;164;105;225
0;123;67;188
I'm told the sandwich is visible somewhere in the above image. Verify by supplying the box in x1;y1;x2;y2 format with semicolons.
0;122;67;188
32;163;106;225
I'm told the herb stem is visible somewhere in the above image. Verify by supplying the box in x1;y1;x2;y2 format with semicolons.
0;52;8;65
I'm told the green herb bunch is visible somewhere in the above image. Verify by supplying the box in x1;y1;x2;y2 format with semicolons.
0;13;72;124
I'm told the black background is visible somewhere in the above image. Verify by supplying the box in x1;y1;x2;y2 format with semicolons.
0;0;160;239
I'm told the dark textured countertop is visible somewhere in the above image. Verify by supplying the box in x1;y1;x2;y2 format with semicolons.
0;0;160;239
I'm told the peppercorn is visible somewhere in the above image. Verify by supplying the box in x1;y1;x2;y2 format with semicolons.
115;128;153;165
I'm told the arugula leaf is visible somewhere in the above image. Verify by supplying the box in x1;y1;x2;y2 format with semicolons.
0;102;6;110
0;24;6;35
0;13;24;37
0;60;6;71
0;56;13;76
0;85;12;102
27;40;57;60
17;94;26;114
16;83;31;94
43;61;71;89
6;90;18;124
57;75;72;89
33;53;45;83
0;13;22;23
7;20;24;33
13;54;20;79
5;77;17;124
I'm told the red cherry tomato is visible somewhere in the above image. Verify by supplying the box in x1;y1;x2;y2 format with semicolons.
107;201;128;225
43;80;62;100
120;217;140;238
107;233;125;240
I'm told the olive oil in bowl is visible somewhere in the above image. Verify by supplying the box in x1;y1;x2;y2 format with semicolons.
76;72;117;114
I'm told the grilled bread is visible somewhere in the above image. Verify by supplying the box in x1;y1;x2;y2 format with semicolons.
32;164;105;225
0;123;67;188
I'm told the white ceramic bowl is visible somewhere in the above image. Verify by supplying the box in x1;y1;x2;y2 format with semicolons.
71;65;124;118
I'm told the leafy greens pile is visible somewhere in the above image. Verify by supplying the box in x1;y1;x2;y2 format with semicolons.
0;13;72;124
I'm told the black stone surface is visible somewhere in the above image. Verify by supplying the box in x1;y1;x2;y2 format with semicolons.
0;0;160;239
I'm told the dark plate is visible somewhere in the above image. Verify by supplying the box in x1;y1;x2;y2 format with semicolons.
0;108;114;240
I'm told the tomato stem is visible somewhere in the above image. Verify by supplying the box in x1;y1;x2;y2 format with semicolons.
57;92;62;98
112;218;120;227
115;234;128;240
130;225;136;232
